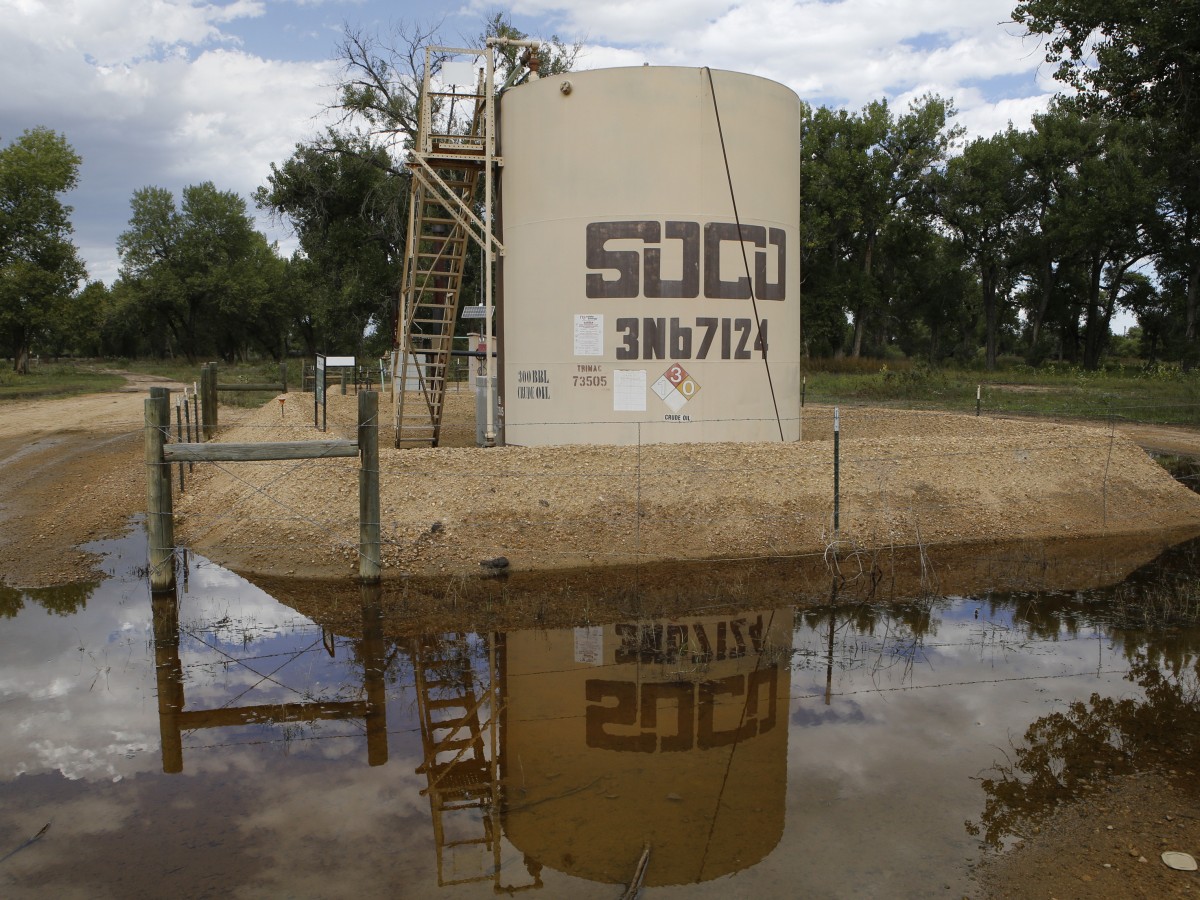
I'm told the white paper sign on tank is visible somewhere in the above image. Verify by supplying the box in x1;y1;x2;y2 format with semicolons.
498;66;802;447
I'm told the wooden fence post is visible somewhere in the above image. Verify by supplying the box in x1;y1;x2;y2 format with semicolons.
145;388;176;593
174;397;185;493
201;362;218;439
358;390;381;584
199;365;209;440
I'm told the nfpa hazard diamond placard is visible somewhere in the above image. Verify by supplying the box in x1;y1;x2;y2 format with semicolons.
651;364;701;412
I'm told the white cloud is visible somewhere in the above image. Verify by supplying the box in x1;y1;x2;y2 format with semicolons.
506;0;1054;142
4;0;266;66
1;0;1064;285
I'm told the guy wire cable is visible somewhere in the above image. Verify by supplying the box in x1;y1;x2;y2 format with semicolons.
704;66;786;442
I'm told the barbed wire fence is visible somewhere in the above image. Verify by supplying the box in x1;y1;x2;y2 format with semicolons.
128;380;1200;597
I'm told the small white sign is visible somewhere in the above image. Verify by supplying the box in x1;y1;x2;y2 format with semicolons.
462;305;490;319
325;355;355;367
574;313;604;356
613;369;647;411
573;626;604;665
437;61;478;89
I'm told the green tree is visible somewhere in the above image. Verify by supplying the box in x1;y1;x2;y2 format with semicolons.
256;133;406;357
335;15;579;152
801;96;960;358
0;127;86;372
1014;0;1200;365
934;128;1030;370
1013;104;1159;368
116;182;285;362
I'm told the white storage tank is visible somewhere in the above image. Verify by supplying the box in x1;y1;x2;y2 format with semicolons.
498;66;801;446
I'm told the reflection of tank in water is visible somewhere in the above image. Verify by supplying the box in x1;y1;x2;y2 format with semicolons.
500;609;791;886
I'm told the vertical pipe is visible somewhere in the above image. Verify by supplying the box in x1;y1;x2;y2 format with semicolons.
976;384;981;417
484;46;496;446
801;375;806;408
144;390;175;593
358;391;381;584
280;361;288;394
833;406;840;537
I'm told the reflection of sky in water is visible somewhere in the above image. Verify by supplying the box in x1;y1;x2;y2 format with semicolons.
0;526;1194;898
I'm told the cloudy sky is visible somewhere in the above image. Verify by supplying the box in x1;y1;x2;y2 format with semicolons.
1;0;1061;287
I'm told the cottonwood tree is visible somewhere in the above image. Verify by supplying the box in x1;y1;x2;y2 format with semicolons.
1012;104;1160;368
0;127;86;372
256;133;407;357
933;128;1029;370
801;96;961;358
1014;0;1200;366
116;182;284;362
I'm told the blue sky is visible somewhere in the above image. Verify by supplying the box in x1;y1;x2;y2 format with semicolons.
1;0;1062;288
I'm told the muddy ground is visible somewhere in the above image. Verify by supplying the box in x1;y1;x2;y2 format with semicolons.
2;376;1199;899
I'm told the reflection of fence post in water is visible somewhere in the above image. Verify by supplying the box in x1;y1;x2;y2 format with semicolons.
825;604;836;706
149;586;389;773
152;593;184;773
361;585;387;767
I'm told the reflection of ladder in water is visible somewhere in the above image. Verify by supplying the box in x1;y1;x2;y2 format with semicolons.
395;47;495;448
412;632;500;886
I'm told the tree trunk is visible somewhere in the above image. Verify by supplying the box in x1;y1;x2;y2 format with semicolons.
1029;256;1055;351
1082;254;1105;371
982;263;999;371
1185;255;1199;371
851;234;876;359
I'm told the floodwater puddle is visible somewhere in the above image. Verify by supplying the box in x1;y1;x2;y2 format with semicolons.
1;526;1198;897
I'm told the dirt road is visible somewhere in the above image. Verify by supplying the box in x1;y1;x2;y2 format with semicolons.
0;374;186;586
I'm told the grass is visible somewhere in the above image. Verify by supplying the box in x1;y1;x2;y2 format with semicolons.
0;358;304;405
802;358;1200;427
6;356;1199;428
0;362;125;401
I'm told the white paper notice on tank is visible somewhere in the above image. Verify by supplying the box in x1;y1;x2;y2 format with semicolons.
613;369;646;411
574;314;603;355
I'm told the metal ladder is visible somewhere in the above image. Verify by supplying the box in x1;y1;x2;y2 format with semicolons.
394;48;496;448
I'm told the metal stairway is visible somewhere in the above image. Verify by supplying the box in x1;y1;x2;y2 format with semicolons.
394;50;494;448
